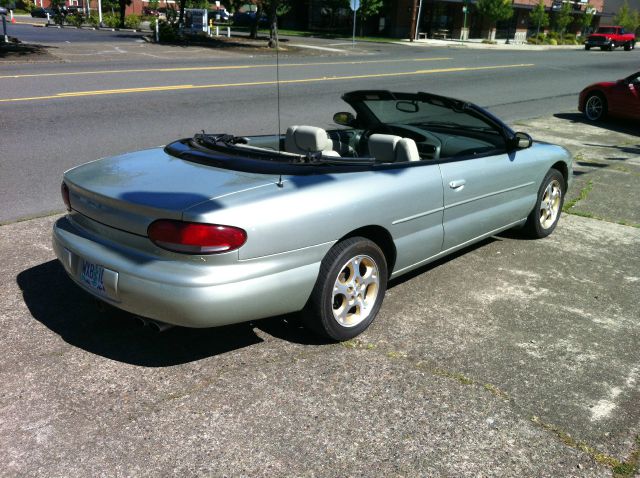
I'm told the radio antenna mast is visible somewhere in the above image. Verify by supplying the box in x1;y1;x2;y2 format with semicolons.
275;19;281;153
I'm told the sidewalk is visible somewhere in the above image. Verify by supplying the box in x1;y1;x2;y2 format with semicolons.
400;36;584;50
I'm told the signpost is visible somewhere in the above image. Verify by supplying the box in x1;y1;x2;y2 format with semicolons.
350;0;359;47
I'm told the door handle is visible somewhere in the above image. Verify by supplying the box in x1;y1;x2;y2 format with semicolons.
449;179;466;189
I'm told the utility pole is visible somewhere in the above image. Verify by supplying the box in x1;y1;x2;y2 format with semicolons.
409;0;419;41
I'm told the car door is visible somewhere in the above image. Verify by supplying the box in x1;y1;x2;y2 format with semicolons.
439;147;541;252
608;73;640;119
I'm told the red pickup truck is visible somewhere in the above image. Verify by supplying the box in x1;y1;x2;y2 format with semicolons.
585;26;636;51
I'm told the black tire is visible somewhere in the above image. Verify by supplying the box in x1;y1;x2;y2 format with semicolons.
583;92;607;121
522;169;566;239
585;45;590;50
600;46;607;51
624;41;634;51
305;237;387;341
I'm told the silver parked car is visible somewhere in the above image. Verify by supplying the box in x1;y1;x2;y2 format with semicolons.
53;90;572;340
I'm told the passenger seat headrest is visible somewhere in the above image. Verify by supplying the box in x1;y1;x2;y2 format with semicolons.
285;125;333;154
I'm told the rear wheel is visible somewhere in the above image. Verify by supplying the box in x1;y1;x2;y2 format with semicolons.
584;92;607;121
585;45;591;50
305;237;387;341
522;169;565;239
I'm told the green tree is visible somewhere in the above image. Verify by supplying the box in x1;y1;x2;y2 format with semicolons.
554;1;573;37
614;0;640;33
529;0;549;36
358;0;384;36
185;0;207;8
577;4;595;35
476;0;513;39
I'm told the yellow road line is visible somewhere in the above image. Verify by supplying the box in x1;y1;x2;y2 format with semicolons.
0;63;534;103
0;57;452;80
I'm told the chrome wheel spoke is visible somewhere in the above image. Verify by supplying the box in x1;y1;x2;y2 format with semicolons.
331;254;380;328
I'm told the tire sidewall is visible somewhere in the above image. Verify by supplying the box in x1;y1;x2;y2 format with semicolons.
314;237;388;341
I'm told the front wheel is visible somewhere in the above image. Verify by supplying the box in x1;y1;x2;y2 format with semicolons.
305;237;388;341
624;41;635;51
522;169;565;239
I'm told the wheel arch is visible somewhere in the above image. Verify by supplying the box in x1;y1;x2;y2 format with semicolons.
339;225;397;276
551;161;569;189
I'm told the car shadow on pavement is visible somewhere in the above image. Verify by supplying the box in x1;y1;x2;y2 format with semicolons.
17;260;323;367
554;112;639;137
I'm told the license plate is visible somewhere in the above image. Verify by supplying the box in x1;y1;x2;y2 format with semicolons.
80;259;106;294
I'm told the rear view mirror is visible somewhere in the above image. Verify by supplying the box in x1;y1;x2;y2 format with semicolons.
333;112;356;127
396;101;419;113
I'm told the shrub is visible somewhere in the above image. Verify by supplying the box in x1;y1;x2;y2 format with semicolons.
548;38;558;45
103;13;120;28
124;13;140;29
527;32;545;44
53;13;65;25
148;17;157;32
67;13;84;27
546;30;559;40
87;13;99;27
18;0;35;13
158;19;179;41
563;33;576;42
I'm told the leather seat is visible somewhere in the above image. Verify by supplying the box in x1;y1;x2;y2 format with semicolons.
285;126;340;157
368;134;420;162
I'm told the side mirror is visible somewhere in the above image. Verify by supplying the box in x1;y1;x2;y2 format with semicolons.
511;131;533;150
333;112;356;127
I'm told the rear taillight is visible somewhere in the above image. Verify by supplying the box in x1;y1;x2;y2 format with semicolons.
147;220;247;254
61;182;71;211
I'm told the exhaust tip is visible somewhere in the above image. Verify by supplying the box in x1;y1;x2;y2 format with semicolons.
134;316;174;332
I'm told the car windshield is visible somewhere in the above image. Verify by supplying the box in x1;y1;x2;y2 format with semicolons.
596;27;619;34
359;95;496;132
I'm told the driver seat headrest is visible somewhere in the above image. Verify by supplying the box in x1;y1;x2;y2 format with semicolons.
368;134;420;162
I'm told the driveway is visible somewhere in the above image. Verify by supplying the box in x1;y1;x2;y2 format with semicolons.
0;114;638;477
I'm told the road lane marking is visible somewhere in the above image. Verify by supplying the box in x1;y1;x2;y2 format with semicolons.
289;44;347;52
0;63;535;103
0;57;452;80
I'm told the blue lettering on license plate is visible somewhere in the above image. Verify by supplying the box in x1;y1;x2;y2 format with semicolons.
80;259;105;293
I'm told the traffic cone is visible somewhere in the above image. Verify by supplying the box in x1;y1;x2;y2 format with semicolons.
10;11;15;23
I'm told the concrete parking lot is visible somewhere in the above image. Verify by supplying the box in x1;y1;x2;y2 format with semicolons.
0;114;638;476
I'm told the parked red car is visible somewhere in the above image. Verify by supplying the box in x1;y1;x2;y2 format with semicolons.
579;71;640;121
584;26;636;51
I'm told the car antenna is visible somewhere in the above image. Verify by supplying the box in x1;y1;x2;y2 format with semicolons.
275;16;284;189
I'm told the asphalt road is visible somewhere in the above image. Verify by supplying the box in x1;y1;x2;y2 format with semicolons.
1;25;639;223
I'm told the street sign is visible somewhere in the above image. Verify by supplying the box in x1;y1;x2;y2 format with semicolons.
350;0;360;11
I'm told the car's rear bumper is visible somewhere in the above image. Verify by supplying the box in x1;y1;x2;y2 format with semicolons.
52;216;325;328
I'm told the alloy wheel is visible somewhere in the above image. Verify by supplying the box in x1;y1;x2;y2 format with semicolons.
539;179;562;230
331;254;380;327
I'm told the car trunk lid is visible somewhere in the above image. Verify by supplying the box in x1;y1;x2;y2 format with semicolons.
64;147;275;236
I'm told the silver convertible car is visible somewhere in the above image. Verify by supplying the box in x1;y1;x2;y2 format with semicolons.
53;91;572;341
